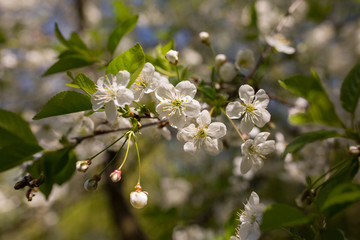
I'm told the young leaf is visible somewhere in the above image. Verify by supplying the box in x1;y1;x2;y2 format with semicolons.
107;15;139;54
282;130;341;158
54;22;70;47
340;61;360;116
33;91;92;120
68;32;90;52
113;1;131;22
261;203;312;231
321;183;360;218
279;71;344;127
42;55;94;76
106;43;145;87
0;142;42;172
72;73;97;95
0;109;38;144
161;39;175;56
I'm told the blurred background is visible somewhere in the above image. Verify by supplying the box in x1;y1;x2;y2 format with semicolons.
1;0;360;239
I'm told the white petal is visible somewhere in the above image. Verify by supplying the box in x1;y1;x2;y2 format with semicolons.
142;62;155;75
277;44;295;54
253;109;271;127
105;101;117;123
247;222;261;240
175;80;197;98
254;89;269;108
114;88;134;107
226;101;245;119
132;89;144;101
239;84;255;105
204;138;222;155
238;222;251;240
116;70;131;87
168;112;186;129
183;99;201;118
196;110;211;126
249;191;260;205
155;84;174;101
91;92;105;111
230;237;240;240
96;76;105;92
254;132;270;145
184;141;198;153
207;122;227;139
240;118;255;133
241;139;253;154
177;124;196;142
156;101;171;119
256;140;275;155
240;154;253;174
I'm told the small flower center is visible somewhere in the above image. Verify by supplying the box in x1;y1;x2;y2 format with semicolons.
196;128;207;138
134;75;148;90
275;34;290;45
245;104;255;113
162;97;184;116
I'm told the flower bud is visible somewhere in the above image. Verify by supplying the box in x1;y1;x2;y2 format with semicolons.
219;62;237;82
130;190;148;209
76;160;91;173
165;50;179;65
199;31;210;45
215;54;227;66
84;176;100;191
109;169;122;182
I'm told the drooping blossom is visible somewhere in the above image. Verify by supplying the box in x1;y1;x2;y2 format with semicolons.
265;34;295;54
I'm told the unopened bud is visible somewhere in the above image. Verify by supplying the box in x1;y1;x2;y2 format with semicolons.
76;160;91;172
84;176;100;191
215;54;227;66
199;31;210;45
165;50;179;65
349;146;360;155
110;169;122;182
130;190;148;209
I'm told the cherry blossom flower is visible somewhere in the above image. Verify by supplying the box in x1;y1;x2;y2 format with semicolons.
226;84;270;133
231;191;266;240
155;81;201;129
165;50;179;65
130;62;160;101
240;132;275;174
235;49;255;72
177;110;226;155
91;71;134;122
265;34;295;54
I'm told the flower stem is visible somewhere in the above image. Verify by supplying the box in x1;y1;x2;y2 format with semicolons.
89;134;126;161
118;132;133;170
221;108;245;142
133;135;141;185
175;65;181;83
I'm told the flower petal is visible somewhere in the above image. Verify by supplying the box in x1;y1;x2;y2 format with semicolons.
175;80;197;98
183;99;201;118
115;88;134;107
156;101;171;119
184;141;198;153
249;191;260;205
105;101;117;123
240;154;253;174
196;110;211;126
239;84;255;104
155;84;174;101
207;122;227;139
116;70;131;87
247;222;261;240
256;140;275;155
91;92;105;111
177;124;196;142
238;222;251;240
203;138;222;155
253;132;270;145
226;101;245;119
168;112;186;129
240;118;254;133
254;89;269;108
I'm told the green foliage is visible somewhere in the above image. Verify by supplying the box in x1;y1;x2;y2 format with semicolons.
261;203;312;231
33;91;92;120
66;73;97;95
113;1;131;22
279;71;344;127
106;43;145;87
340;61;360;117
107;15;138;54
42;55;94;76
318;229;346;240
282;130;341;158
28;148;77;198
146;40;175;76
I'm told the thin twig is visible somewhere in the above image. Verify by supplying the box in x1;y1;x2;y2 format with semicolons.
268;93;296;107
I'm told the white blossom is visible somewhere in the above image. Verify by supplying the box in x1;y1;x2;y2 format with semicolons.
155;81;201;129
231;192;266;240
177;110;226;155
265;34;295;54
235;49;255;72
219;62;237;82
240;132;275;174
130;191;148;209
130;62;159;101
165;50;179;65
226;84;270;133
91;71;134;122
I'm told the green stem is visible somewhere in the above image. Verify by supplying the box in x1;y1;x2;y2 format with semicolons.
221;108;245;142
118;132;133;170
175;65;181;83
98;137;129;175
89;134;126;161
133;135;141;185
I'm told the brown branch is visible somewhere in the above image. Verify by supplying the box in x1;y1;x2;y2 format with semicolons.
242;0;304;84
268;93;296;107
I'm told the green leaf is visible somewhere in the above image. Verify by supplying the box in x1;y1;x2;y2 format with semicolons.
54;150;77;185
33;91;92;120
0;109;38;144
54;22;70;47
106;43;145;87
107;15;138;54
161;39;174;56
279;71;344;127
340;61;360;116
113;1;131;22
42;55;94;76
68;32;90;52
282;130;341;158
321;183;360;218
71;73;96;95
261;203;312;231
0;142;42;172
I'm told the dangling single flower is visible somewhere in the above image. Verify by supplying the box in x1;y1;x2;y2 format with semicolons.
226;84;270;133
91;71;134;122
155;81;201;129
177;110;227;155
265;34;295;54
130;184;148;209
240;132;275;174
231;191;266;240
130;62;160;101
